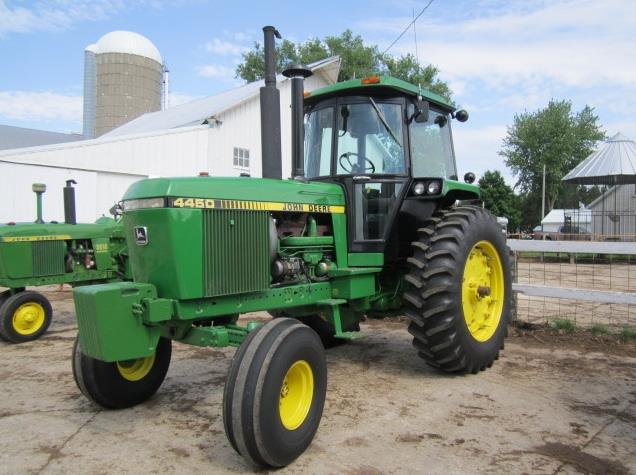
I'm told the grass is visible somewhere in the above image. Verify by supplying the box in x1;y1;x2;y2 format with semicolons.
551;319;577;333
620;327;636;339
591;324;610;335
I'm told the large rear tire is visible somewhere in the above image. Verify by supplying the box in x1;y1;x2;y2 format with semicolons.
403;206;511;374
223;318;327;467
72;336;172;409
0;291;52;343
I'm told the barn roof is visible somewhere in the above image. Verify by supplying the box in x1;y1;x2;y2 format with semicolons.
103;56;341;138
0;124;83;151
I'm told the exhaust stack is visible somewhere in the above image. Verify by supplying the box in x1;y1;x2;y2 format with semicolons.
64;179;77;225
32;183;46;224
283;65;313;180
259;26;282;180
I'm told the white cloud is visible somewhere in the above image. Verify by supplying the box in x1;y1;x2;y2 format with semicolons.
204;37;247;56
0;0;124;36
167;92;201;107
361;0;636;188
453;124;515;184
231;31;252;42
0;90;82;122
362;0;636;89
603;120;636;142
0;0;176;37
196;64;236;80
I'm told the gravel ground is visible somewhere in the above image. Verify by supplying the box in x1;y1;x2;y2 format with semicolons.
0;288;634;475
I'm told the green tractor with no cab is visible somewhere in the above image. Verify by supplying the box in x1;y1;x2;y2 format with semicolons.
71;27;511;468
0;181;128;343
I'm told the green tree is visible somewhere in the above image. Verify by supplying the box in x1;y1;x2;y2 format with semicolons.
500;100;605;228
478;170;521;232
382;54;452;100
555;183;602;209
323;30;382;81
235;31;452;101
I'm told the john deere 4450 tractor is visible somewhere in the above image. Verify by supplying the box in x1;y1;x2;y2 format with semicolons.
71;27;511;468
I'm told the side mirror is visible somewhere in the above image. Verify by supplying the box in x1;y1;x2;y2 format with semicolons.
454;109;469;122
464;172;476;184
413;97;429;123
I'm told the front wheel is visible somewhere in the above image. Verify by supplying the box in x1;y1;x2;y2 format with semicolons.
403;206;511;374
268;310;359;348
0;291;52;343
72;336;172;409
223;318;327;467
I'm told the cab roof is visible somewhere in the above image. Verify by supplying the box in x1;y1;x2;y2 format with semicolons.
305;75;455;111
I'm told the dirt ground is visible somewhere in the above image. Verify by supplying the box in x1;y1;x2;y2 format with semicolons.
0;288;635;475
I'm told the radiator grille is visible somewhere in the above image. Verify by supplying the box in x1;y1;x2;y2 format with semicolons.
32;241;66;276
203;209;271;297
74;290;102;357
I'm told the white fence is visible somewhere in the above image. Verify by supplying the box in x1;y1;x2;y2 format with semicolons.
508;239;636;328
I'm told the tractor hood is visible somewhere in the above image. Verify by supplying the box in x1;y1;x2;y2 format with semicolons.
122;177;346;209
0;219;122;242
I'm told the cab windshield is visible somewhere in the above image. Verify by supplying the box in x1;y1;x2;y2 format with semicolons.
409;105;457;179
304;100;406;178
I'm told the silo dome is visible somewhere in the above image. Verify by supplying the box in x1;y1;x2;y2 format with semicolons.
95;31;162;64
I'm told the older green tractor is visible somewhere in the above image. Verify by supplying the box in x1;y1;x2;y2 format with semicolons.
0;182;127;342
71;27;510;467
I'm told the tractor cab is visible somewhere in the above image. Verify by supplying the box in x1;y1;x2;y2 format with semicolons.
303;76;472;256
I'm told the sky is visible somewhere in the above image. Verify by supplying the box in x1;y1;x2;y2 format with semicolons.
1;0;635;186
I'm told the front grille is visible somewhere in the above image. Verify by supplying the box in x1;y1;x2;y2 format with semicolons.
32;241;66;276
202;209;271;297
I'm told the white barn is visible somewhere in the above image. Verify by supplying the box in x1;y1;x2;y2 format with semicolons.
0;57;340;223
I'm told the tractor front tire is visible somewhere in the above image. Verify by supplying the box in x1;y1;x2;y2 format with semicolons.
72;336;172;409
223;318;327;468
403;206;511;374
268;310;359;348
0;291;52;343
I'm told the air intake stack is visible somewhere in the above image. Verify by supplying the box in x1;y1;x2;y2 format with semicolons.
32;183;46;224
259;26;283;180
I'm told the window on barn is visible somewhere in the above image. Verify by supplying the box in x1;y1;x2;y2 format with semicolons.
233;147;250;169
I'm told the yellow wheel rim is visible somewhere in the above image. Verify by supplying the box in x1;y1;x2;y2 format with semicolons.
279;360;314;430
116;355;155;382
12;302;46;335
462;240;505;342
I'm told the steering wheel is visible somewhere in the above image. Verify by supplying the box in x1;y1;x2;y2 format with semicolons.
338;152;376;174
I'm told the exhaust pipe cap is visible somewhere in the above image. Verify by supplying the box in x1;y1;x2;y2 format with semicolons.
283;64;313;79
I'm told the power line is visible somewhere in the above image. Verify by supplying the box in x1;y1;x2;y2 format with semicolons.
382;0;435;56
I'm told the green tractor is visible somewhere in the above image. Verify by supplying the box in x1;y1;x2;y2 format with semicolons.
0;181;128;343
71;27;510;468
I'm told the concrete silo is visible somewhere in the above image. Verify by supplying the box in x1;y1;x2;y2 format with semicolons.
82;44;97;138
83;31;163;138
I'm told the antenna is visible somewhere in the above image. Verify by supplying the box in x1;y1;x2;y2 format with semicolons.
163;63;170;110
412;7;422;95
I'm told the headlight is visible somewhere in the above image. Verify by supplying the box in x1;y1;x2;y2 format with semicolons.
426;181;442;195
122;197;166;211
413;182;426;195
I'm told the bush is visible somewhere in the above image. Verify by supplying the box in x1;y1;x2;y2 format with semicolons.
551;319;576;332
591;324;609;335
620;327;636;339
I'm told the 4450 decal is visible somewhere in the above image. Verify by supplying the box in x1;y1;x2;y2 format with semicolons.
170;197;344;214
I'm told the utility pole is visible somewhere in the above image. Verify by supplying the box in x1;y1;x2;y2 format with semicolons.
541;163;546;234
